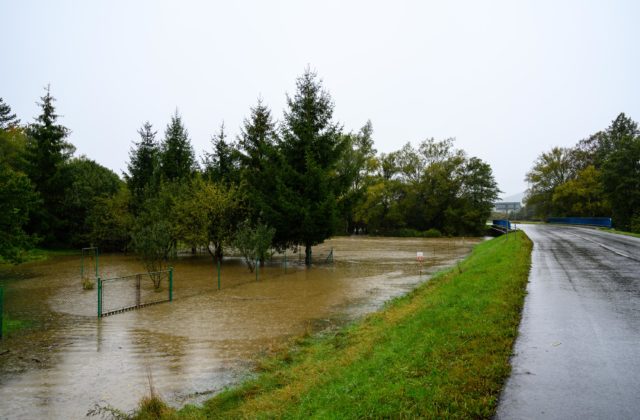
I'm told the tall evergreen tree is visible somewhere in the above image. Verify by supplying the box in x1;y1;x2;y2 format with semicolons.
125;121;159;211
0;97;20;130
25;85;75;244
237;100;280;223
158;111;196;182
238;101;277;167
279;68;346;265
203;122;241;185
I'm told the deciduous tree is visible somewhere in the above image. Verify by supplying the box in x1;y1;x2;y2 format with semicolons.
524;147;574;219
0;166;39;263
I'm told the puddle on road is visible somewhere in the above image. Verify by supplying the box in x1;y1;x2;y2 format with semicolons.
0;236;480;418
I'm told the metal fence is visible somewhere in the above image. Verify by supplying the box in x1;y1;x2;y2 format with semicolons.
492;219;512;230
97;268;173;317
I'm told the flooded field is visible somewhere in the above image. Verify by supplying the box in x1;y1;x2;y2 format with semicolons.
0;236;480;419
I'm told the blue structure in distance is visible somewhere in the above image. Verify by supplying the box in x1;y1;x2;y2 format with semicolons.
493;219;512;230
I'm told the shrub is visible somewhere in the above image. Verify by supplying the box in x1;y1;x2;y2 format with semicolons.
423;228;442;238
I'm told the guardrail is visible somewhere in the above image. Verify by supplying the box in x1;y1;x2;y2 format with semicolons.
493;219;511;230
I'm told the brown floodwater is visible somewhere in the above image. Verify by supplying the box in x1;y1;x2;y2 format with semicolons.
0;236;480;419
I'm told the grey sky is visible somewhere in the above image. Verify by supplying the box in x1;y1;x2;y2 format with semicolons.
1;0;638;197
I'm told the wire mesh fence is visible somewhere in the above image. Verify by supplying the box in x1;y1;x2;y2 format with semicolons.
98;268;173;317
292;247;334;265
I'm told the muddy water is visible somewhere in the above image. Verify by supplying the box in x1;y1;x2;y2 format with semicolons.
0;237;479;419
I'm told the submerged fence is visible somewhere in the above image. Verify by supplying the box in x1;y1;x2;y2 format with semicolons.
98;268;173;317
294;247;334;265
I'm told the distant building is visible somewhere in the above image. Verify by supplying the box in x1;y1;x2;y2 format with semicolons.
494;201;522;212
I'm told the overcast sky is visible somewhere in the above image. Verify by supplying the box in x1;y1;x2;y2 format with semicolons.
1;0;638;197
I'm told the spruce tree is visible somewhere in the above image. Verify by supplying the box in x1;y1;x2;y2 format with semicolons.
158;111;196;182
0;97;20;130
125;121;159;211
25;85;75;244
202;122;241;185
238;100;281;223
280;69;346;265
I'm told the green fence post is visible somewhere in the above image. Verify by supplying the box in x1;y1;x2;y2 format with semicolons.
95;248;99;278
169;267;173;302
217;257;221;290
97;278;102;318
0;287;4;339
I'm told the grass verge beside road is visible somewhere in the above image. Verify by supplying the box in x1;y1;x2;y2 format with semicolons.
597;228;640;239
139;232;532;419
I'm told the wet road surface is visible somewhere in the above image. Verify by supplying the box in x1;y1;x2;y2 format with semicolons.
496;225;640;419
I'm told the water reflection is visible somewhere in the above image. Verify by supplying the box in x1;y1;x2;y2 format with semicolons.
0;236;479;418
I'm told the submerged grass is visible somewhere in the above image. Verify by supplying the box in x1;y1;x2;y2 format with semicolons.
149;232;532;419
1;317;32;336
0;247;78;266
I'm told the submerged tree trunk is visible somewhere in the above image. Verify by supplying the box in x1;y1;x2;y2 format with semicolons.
305;243;312;266
206;243;223;263
214;242;223;262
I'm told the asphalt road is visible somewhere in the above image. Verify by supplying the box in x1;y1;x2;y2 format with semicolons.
496;225;640;420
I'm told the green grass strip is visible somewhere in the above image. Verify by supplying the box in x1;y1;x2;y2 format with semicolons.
1;317;31;335
0;247;78;266
596;227;640;239
147;232;532;419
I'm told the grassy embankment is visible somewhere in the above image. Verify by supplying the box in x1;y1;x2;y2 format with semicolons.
513;221;640;238
135;232;532;419
597;228;640;239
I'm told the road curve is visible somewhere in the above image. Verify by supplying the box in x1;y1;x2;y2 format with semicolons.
496;225;640;420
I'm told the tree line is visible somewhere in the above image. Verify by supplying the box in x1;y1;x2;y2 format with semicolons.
0;69;500;265
523;113;640;232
